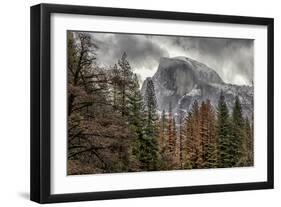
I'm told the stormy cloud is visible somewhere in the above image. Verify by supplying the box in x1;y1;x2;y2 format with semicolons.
88;32;253;86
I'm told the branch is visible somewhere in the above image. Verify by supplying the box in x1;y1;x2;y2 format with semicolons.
68;146;110;169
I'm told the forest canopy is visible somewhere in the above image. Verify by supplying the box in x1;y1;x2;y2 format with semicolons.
67;32;254;175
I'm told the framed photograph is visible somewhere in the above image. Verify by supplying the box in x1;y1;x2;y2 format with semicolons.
30;3;274;203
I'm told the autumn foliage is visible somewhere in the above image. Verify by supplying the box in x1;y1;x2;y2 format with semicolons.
67;32;254;175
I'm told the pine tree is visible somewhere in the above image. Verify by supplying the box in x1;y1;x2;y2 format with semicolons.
160;110;167;146
245;117;254;166
232;96;247;167
67;33;138;174
190;100;203;168
217;92;235;168
172;117;177;150
128;74;143;132
199;101;207;167
110;64;121;109
128;74;145;168
203;100;218;168
168;103;176;152
138;79;159;170
182;99;218;169
183;100;200;169
156;111;168;170
183;111;194;169
117;52;134;117
178;110;185;169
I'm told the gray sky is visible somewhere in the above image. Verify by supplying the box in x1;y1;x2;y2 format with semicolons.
88;32;253;86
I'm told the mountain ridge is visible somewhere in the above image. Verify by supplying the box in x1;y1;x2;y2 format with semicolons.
141;56;253;120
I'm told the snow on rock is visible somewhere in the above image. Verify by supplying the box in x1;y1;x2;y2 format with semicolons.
141;56;253;120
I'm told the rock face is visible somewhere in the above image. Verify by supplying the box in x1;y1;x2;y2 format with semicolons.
141;56;253;120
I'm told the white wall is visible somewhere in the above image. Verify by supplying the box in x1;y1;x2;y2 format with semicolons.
0;0;279;206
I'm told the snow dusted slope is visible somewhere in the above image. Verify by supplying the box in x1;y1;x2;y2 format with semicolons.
172;56;224;84
141;57;253;120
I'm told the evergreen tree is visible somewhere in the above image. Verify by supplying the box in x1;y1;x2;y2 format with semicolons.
138;79;159;170
117;52;134;117
245;117;254;166
159;110;167;148
156;111;169;170
183;111;193;169
168;103;176;152
178;109;185;169
67;32;254;173
128;74;143;133
183;100;200;169
128;74;145;169
172;117;177;151
190;100;203;168
110;64;121;109
232;96;247;166
217;92;235;168
197;101;208;168
67;33;138;174
203;100;218;168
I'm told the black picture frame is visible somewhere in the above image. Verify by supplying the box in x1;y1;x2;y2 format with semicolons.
30;3;274;204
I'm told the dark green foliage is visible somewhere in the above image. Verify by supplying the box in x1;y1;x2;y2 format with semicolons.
127;74;143;135
245;117;254;166
117;52;135;116
182;94;253;169
67;31;254;174
202;100;218;168
137;79;159;170
217;92;236;168
232;96;247;166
